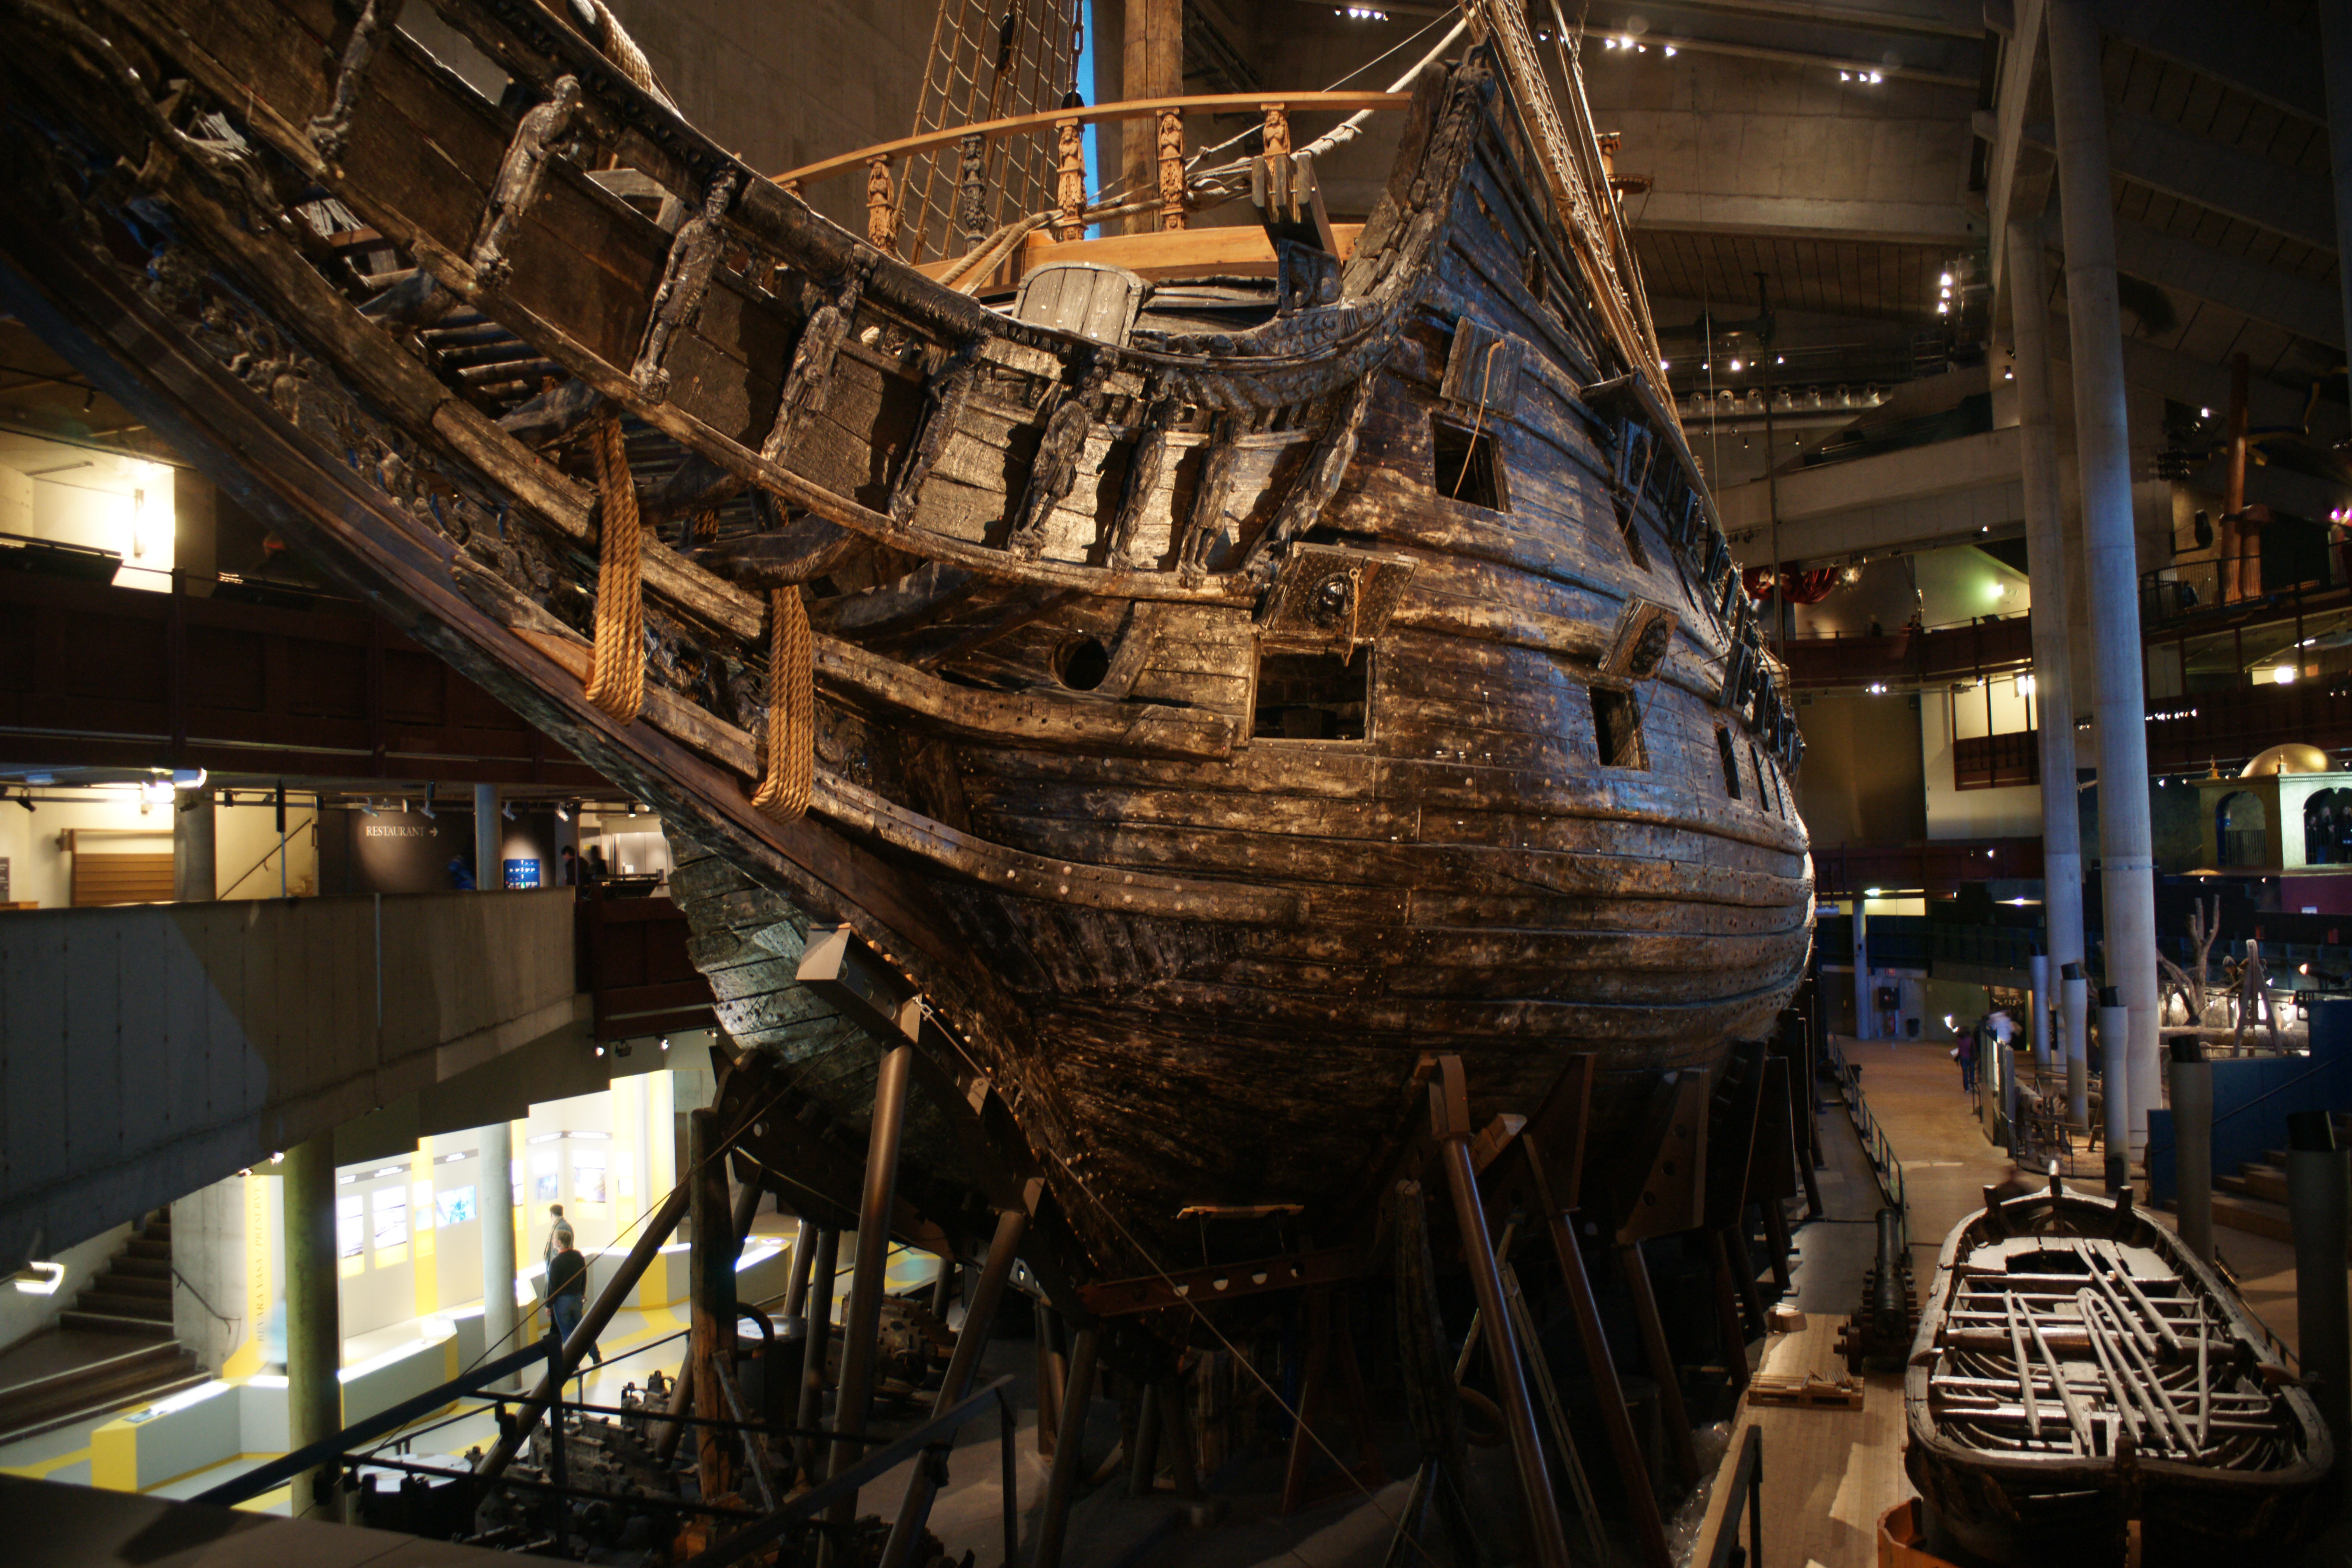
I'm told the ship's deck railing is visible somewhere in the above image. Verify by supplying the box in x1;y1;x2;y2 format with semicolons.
773;91;1410;270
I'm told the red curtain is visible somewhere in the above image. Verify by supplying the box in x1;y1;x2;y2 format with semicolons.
1744;566;1839;604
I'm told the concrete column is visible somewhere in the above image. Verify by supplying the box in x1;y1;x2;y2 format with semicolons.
2049;0;2160;1156
280;1133;342;1522
472;784;498;892
173;789;215;903
2009;223;2088;1073
2286;1111;2350;1446
1852;902;1871;1040
478;1119;518;1390
2325;3;2352;353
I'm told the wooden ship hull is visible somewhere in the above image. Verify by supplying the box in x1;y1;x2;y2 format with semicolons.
1904;1185;2334;1563
0;0;1810;1299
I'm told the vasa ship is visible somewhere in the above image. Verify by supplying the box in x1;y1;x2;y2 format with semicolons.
0;0;1811;1296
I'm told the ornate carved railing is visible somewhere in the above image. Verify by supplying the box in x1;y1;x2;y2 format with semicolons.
773;91;1411;252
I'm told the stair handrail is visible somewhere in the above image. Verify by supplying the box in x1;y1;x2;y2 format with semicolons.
169;1263;241;1329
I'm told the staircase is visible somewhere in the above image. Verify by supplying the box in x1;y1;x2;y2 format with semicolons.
2209;1110;2352;1242
0;1215;203;1446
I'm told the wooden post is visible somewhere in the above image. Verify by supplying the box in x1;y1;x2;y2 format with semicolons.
1525;1134;1672;1568
1054;117;1085;240
690;1107;736;1505
1120;0;1181;234
1155;109;1186;231
1430;1058;1571;1568
865;154;899;256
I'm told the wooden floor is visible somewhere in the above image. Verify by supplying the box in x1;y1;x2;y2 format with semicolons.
1687;1038;2018;1568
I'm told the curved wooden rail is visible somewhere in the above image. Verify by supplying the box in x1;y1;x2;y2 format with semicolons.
773;91;1411;190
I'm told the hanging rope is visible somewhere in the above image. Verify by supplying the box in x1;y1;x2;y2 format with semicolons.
584;416;646;723
751;588;815;821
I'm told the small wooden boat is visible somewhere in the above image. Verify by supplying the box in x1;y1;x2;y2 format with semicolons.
1904;1179;2335;1563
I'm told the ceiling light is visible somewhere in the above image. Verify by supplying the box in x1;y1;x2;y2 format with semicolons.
1866;887;1883;897
659;1036;671;1052
1728;357;1743;372
140;778;172;806
1604;37;1617;48
1659;359;1670;370
1937;301;1950;314
1839;70;1850;80
501;801;515;821
1940;272;1954;287
1663;44;1676;56
1621;33;1635;48
1867;71;1882;83
2200;406;2212;418
555;801;572;822
2276;665;2298;685
593;1045;606;1058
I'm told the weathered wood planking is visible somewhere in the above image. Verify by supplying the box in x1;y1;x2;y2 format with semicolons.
0;0;1811;1293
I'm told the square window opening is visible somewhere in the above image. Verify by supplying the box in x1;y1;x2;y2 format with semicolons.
1615;509;1652;571
1717;727;1742;799
1255;651;1370;741
1433;418;1506;511
1591;686;1647;769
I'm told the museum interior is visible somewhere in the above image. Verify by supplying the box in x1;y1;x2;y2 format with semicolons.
3;0;2352;1564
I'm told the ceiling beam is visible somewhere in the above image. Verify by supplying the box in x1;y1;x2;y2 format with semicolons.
2109;219;2343;348
1629;192;1976;246
2089;0;2324;123
2017;113;2335;252
1620;0;1983;42
1983;0;2050;315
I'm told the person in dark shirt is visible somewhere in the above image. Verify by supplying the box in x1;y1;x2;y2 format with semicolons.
544;1235;602;1366
558;845;579;886
583;844;609;885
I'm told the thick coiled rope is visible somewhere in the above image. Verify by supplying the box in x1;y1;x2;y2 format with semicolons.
584;416;646;723
752;588;814;821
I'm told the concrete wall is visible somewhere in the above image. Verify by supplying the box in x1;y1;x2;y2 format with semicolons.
0;889;582;1265
1920;684;2040;839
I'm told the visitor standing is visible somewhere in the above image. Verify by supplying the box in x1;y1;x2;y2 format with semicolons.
542;1204;567;1269
543;1233;601;1365
1955;1027;1978;1095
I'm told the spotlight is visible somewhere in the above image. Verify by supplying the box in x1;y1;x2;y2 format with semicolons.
1659;359;1670;370
1937;301;1950;315
1663;44;1676;55
140;779;172;806
659;1036;671;1052
593;1044;606;1058
421;782;436;820
1839;70;1850;80
1866;71;1881;83
12;793;30;813
1940;272;1954;287
2200;406;2212;418
1728;357;1743;372
501;800;515;821
555;802;572;822
361;799;379;816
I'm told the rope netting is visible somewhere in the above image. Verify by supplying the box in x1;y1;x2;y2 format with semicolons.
898;0;1086;264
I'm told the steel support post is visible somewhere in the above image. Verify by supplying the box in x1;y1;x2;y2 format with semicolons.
472;783;498;892
2063;966;2090;1130
2049;0;2160;1156
1432;1062;1571;1568
826;1040;915;1526
2029;955;2052;1070
878;1207;1031;1568
1526;1135;1670;1568
2168;1040;2214;1264
282;1132;342;1522
1853;901;1871;1040
780;1217;819;1322
2325;1;2352;354
794;1227;841;1476
2010;223;2086;1093
2286;1112;2351;1447
1030;1326;1100;1568
480;1118;518;1392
